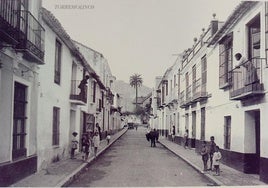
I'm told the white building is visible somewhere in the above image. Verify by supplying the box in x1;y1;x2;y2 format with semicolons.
152;1;268;183
0;0;44;185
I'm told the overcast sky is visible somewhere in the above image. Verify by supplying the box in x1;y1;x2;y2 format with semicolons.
42;0;241;88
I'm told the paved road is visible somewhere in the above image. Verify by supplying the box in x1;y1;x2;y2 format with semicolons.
69;127;212;187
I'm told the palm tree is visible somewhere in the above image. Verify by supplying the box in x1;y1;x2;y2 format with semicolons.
129;74;143;111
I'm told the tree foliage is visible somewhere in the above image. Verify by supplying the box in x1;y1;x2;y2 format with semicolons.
129;73;143;112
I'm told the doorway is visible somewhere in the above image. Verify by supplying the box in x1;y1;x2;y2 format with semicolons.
244;110;260;174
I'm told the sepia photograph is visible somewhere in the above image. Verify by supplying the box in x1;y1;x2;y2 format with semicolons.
0;0;268;187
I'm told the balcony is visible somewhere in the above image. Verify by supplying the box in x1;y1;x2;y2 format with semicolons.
16;10;45;64
0;2;45;64
70;80;87;105
192;78;208;102
0;0;19;45
179;91;187;108
230;58;265;100
185;85;192;105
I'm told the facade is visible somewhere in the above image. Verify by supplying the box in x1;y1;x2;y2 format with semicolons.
74;41;122;138
0;0;44;185
0;1;121;185
152;1;268;183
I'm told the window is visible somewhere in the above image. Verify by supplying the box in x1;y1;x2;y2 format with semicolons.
219;33;233;88
170;80;172;92
13;82;27;159
174;75;176;87
224;116;231;149
201;55;207;92
52;107;60;146
54;40;62;84
166;81;168;96
93;81;96;103
248;15;260;59
192;65;196;94
178;69;180;96
177;113;180;134
192;111;196;138
201;107;205;140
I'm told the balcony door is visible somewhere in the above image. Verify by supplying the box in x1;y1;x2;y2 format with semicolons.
13;82;27;160
248;15;260;59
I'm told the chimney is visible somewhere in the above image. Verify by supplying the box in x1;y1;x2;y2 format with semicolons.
210;13;219;36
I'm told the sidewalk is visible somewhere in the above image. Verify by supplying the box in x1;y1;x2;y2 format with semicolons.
158;137;266;186
11;128;128;187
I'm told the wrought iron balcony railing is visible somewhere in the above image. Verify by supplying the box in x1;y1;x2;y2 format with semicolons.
229;57;265;100
0;1;44;63
186;85;192;104
16;10;45;64
179;91;186;108
0;0;20;44
70;80;87;104
192;78;208;102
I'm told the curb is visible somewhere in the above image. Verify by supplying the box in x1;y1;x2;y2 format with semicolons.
158;139;224;186
55;128;128;187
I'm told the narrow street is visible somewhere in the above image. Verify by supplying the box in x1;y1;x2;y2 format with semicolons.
69;127;212;187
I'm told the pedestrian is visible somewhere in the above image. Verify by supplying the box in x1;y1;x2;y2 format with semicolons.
155;129;159;142
106;132;111;145
78;75;90;99
171;125;175;142
92;131;100;157
200;141;209;172
183;129;189;149
70;132;78;159
213;146;222;176
96;123;102;140
81;133;91;162
208;136;217;171
149;129;156;147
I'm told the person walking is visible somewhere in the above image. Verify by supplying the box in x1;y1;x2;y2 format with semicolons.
183;129;189;149
106;132;111;145
200;141;209;172
81;133;90;162
171;125;175;142
213;146;222;176
208;136;217;171
92;131;100;157
149;129;156;147
70;132;79;159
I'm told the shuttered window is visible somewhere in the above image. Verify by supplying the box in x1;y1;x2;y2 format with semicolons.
219;33;233;88
224;116;231;150
13;82;27;159
52;107;60;146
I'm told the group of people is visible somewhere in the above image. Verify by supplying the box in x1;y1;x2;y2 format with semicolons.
70;128;111;162
200;136;222;176
146;128;159;147
177;129;222;176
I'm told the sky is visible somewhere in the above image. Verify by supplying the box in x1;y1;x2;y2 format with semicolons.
42;0;241;88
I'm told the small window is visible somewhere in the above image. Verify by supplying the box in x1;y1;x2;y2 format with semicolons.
52;107;60;146
54;40;62;84
224;116;231;149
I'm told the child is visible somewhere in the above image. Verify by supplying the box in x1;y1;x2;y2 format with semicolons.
81;133;90;162
71;132;78;159
213;146;222;176
106;133;111;145
200;141;209;172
